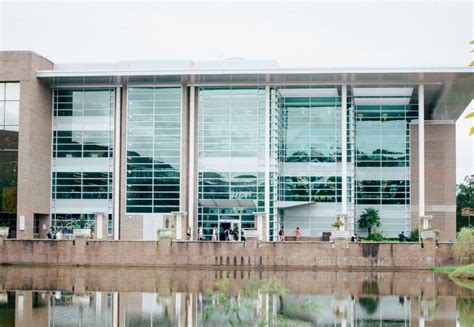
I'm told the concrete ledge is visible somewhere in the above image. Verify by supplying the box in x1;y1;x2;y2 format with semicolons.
0;237;457;269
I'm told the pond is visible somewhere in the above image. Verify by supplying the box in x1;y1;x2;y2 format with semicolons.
0;266;473;326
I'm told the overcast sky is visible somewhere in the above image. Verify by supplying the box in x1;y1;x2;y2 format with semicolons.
1;0;473;181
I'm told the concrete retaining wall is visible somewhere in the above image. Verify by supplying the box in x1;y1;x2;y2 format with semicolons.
0;237;458;269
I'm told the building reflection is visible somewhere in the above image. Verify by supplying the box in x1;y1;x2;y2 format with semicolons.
0;289;467;326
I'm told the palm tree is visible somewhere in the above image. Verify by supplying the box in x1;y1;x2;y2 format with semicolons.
358;208;381;235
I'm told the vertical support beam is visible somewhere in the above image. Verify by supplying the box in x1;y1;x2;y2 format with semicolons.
112;292;119;327
419;84;426;229
188;87;196;235
341;85;348;214
264;85;271;241
113;87;121;240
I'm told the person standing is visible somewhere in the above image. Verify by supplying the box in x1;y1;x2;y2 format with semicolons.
398;231;406;242
233;226;239;241
186;227;192;240
278;226;285;241
198;226;204;240
212;226;218;241
295;227;301;241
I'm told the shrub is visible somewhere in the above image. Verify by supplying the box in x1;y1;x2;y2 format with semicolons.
366;232;384;242
407;229;420;242
358;208;381;235
453;227;474;264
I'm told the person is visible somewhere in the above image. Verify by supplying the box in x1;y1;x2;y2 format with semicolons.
186;227;192;240
351;235;355;242
278;226;285;241
398;231;405;242
233;226;239;241
219;225;225;241
212;226;218;241
295;227;301;241
224;228;229;241
198;226;204;240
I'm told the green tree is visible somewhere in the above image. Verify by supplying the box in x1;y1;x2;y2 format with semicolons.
453;227;474;264
358;207;381;235
457;175;474;230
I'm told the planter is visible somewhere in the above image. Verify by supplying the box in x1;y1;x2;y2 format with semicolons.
157;228;175;240
244;229;260;239
73;228;91;238
332;230;350;240
0;227;9;238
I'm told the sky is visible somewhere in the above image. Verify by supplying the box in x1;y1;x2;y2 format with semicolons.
0;0;473;182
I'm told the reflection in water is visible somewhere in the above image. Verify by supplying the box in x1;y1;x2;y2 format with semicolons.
0;267;473;326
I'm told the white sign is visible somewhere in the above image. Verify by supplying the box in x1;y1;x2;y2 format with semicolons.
19;216;25;231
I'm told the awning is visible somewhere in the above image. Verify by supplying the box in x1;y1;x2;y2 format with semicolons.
276;201;316;209
199;199;258;208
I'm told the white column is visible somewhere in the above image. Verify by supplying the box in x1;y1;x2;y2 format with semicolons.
188;87;196;233
419;84;426;228
112;292;119;327
113;87;121;241
341;85;348;215
96;213;103;239
264;86;271;241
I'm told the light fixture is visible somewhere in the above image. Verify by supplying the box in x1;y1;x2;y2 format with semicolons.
353;87;413;97
278;88;339;98
354;98;411;106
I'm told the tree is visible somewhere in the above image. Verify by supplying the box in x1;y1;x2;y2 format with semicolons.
358;208;381;235
457;175;474;230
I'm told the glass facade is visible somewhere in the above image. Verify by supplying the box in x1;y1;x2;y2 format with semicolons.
51;89;115;229
126;87;181;213
276;88;348;237
353;87;417;235
0;82;20;233
44;83;419;239
197;87;266;239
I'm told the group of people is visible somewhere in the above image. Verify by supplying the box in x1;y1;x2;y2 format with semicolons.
278;226;301;241
211;225;241;241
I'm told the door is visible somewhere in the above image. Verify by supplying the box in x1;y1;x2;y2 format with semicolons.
218;216;242;241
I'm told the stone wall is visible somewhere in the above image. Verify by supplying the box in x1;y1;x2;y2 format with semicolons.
0;237;458;269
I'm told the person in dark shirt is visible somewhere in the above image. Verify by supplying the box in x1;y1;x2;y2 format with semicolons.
398;231;406;242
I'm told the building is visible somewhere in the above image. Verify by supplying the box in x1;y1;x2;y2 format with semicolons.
1;51;473;242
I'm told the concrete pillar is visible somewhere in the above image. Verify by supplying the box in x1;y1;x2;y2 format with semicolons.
418;84;426;229
113;87;122;240
341;84;348;216
264;86;271;241
188;87;196;239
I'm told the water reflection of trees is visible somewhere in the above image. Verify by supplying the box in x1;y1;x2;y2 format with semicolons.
202;276;320;326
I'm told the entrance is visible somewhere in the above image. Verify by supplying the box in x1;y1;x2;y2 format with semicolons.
218;215;241;241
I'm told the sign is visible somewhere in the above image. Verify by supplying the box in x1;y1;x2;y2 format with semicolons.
461;208;474;216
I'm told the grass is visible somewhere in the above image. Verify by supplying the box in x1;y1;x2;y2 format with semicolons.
430;266;459;273
448;264;474;280
431;264;474;291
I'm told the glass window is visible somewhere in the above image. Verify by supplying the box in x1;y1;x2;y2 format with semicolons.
126;87;181;214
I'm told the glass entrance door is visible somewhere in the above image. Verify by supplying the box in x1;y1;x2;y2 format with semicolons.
218;215;241;241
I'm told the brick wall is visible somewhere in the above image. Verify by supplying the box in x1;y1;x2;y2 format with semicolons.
0;237;459;269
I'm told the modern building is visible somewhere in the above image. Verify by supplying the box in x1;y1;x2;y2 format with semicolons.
1;51;473;241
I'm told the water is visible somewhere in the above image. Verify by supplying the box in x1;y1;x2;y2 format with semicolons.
0;266;473;326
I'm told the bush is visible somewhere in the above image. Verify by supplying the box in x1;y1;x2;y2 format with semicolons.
453;227;474;264
407;229;420;242
366;232;384;242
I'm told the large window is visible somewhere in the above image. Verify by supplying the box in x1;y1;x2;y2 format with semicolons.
198;87;266;239
353;86;417;235
51;89;115;228
0;82;20;231
126;87;181;213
